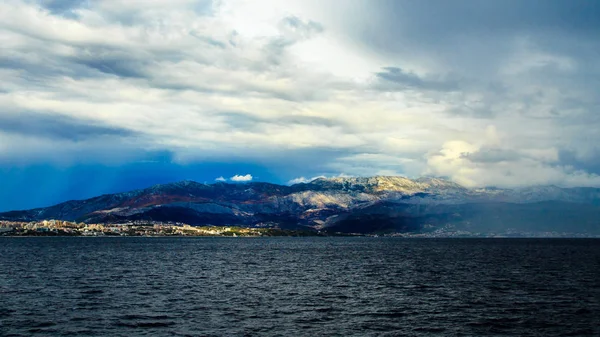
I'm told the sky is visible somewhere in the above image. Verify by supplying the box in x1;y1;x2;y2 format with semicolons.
1;0;600;210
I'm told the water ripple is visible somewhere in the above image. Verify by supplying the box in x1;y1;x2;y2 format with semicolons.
1;237;599;336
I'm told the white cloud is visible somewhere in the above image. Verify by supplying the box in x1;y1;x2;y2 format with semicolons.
0;0;599;188
215;176;226;182
230;174;253;182
424;140;600;188
287;173;359;185
287;176;324;185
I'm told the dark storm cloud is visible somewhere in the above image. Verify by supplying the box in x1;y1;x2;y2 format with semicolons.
360;0;600;123
559;149;600;175
369;0;600;45
354;0;600;80
0;112;136;141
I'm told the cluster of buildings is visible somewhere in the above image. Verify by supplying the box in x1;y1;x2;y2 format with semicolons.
2;220;591;238
0;220;284;237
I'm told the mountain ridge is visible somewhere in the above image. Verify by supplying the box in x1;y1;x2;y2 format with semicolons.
2;176;600;235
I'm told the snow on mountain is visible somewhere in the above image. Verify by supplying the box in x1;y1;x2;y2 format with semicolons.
2;176;600;234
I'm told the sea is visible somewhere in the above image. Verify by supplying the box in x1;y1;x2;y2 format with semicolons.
1;237;599;336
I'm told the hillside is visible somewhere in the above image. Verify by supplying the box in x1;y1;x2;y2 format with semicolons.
2;176;600;235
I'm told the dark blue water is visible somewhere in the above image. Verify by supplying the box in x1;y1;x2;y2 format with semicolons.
1;238;599;336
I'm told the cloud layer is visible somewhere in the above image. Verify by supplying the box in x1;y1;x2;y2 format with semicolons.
2;0;600;194
229;174;253;182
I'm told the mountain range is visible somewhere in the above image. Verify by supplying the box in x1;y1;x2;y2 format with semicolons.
2;176;600;235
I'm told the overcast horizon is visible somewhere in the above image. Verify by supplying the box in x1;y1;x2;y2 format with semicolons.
2;0;600;211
